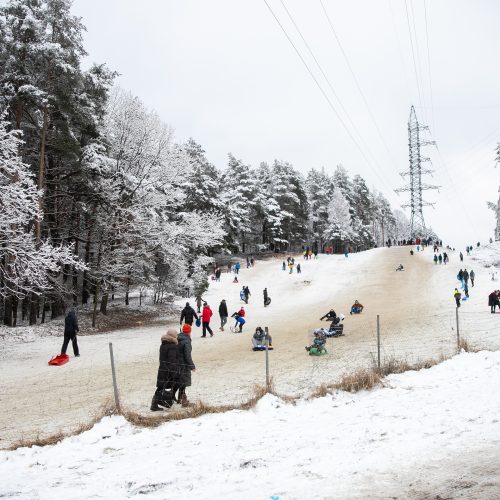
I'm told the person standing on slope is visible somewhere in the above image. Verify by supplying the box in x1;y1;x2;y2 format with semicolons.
201;303;214;337
438;254;443;264
434;254;438;264
218;299;228;331
176;324;196;407
263;288;270;306
463;269;469;287
243;286;251;303
150;329;179;412
453;288;462;308
61;307;80;357
470;269;475;287
195;295;204;313
458;269;464;288
180;302;198;326
459;251;464;262
297;263;302;274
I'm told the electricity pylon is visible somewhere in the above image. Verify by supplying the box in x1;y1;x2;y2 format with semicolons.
396;106;439;239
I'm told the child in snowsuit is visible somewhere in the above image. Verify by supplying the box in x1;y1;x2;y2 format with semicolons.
453;288;462;308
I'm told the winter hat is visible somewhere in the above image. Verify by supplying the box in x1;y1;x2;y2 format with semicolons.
182;323;192;335
162;328;178;342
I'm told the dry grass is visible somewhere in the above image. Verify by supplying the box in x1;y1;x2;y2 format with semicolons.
121;382;275;429
8;400;116;450
458;338;480;353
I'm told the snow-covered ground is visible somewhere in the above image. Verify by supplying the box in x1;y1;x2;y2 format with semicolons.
1;245;500;449
1;350;499;499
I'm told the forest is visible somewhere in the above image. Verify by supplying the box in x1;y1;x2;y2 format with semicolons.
0;0;413;326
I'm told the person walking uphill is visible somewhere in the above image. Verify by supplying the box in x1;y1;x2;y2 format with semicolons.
176;324;196;407
195;295;204;314
454;288;462;308
180;302;198;326
470;269;475;287
201;302;214;337
150;329;179;412
61;308;80;357
219;299;228;331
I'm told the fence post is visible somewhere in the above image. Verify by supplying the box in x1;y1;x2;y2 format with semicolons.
377;315;381;372
456;307;460;351
265;327;270;391
108;342;121;412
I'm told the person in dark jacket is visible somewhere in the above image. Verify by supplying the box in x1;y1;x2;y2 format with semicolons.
176;323;196;407
463;269;469;286
219;299;228;331
488;291;499;313
61;308;80;357
454;288;461;308
180;302;198;326
243;286;251;303
459;252;464;262
263;288;269;306
470;269;475;287
151;329;179;411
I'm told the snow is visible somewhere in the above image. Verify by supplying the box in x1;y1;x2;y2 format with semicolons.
1;350;499;499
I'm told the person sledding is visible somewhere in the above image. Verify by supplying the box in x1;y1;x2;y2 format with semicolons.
320;309;337;322
350;300;364;315
396;264;404;271
305;330;327;355
252;327;273;351
231;310;246;332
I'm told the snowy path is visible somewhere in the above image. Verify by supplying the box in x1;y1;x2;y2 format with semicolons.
1;246;499;448
1;350;499;499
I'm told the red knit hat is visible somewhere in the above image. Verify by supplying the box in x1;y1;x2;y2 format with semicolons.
182;323;192;334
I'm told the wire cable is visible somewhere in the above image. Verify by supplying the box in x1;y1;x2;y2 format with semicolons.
319;0;401;174
423;0;436;134
261;0;396;194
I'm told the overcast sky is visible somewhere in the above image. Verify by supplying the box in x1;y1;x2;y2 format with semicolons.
71;0;500;249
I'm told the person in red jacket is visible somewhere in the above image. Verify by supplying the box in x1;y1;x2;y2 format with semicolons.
238;306;245;318
201;302;214;337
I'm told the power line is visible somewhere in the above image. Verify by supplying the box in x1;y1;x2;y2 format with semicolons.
409;0;427;123
277;0;396;191
261;0;396;194
403;0;425;114
318;0;400;173
423;0;436;134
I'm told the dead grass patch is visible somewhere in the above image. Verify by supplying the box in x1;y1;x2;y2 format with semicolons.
458;338;480;353
8;400;116;451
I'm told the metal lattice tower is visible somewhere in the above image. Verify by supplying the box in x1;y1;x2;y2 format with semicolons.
396;106;439;238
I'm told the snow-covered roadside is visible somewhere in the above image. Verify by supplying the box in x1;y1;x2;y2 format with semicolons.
1;350;499;500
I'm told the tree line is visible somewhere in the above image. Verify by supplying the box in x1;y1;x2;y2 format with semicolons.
0;0;412;327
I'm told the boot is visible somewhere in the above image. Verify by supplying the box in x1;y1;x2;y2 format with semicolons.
150;397;163;412
181;394;190;407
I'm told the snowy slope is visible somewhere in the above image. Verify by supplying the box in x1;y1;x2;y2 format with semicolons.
1;351;499;499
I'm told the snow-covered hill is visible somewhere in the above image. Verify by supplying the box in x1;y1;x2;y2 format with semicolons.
1;350;499;499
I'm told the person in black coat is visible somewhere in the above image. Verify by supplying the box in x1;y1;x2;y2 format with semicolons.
180;302;198;326
151;329;180;411
61;308;80;356
176;323;196;407
219;299;228;331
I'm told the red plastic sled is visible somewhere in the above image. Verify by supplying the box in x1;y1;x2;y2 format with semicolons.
48;354;69;366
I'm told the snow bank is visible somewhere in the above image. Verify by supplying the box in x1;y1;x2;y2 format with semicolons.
469;241;500;269
1;350;499;499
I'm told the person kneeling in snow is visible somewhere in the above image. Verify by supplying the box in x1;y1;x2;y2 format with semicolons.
350;300;364;314
252;327;273;350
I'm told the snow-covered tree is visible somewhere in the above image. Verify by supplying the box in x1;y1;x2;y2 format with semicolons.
306;167;334;247
0;118;84;324
323;187;352;248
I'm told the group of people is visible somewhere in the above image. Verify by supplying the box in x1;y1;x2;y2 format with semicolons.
151;323;195;411
303;246;316;259
282;256;302;274
453;268;476;306
433;252;449;265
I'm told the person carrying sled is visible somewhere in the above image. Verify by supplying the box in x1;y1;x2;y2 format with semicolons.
219;299;228;331
350;300;364;314
263;288;270;306
180;302;198;326
150;329;179;412
453;288;462;308
61;307;80;357
252;327;273;350
175;324;196;407
201;303;214;337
